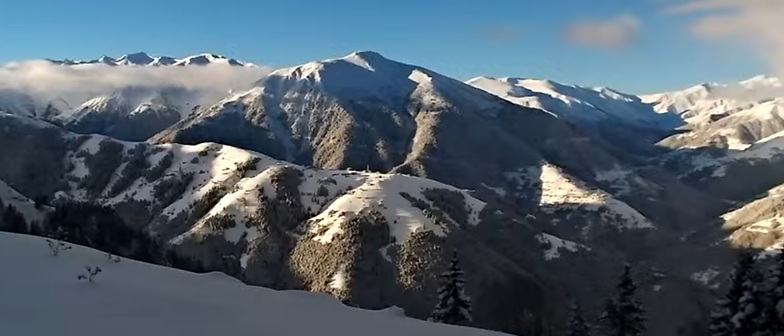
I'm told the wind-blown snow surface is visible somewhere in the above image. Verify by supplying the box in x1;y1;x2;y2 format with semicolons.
0;232;504;336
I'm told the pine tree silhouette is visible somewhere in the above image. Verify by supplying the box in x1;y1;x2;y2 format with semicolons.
708;253;755;336
760;252;784;335
601;264;646;336
567;301;591;336
429;250;472;326
773;252;784;331
734;265;766;336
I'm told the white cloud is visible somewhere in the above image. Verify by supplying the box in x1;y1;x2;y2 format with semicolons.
0;61;272;112
564;14;641;50
668;0;784;78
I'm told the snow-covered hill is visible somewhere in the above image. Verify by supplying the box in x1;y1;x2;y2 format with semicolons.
0;231;504;336
720;183;784;252
47;52;257;68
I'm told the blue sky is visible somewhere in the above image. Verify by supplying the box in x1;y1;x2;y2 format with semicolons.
0;0;766;93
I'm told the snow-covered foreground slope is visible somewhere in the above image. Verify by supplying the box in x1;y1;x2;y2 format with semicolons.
0;232;504;336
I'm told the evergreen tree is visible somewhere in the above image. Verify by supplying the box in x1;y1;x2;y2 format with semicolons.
734;265;766;336
600;264;646;336
0;203;29;234
567;301;591;336
429;250;472;326
708;253;755;336
764;252;784;333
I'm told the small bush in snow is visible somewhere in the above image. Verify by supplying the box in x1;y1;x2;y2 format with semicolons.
77;266;102;283
46;227;72;256
106;252;121;263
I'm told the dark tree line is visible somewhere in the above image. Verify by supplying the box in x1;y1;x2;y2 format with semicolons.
0;198;205;274
708;252;784;336
0;199;30;234
564;264;646;336
428;252;647;336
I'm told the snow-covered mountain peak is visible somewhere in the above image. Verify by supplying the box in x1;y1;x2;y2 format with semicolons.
150;56;177;66
340;50;391;70
115;52;154;66
173;53;251;67
260;51;427;100
96;55;116;64
740;75;782;88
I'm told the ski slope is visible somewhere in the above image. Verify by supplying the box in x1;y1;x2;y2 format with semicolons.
0;232;506;336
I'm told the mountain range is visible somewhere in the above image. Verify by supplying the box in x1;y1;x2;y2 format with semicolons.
1;50;783;336
47;52;258;67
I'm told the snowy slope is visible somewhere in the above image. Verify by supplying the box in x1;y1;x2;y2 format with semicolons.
303;172;485;244
536;233;588;260
48;52;257;68
663;128;784;179
505;164;654;230
0;232;505;336
467;76;680;129
719;183;784;251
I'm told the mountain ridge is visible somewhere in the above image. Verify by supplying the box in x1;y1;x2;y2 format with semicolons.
46;52;258;68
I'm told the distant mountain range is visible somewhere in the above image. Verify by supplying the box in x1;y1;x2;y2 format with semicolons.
2;50;784;336
46;52;258;67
